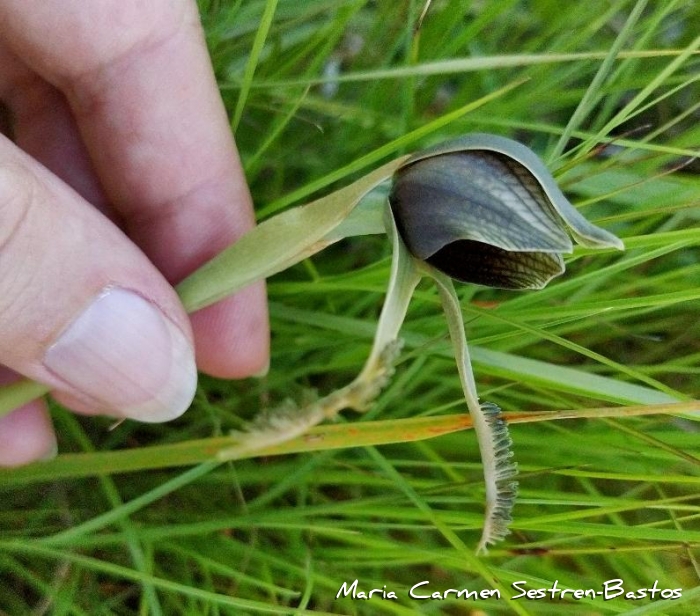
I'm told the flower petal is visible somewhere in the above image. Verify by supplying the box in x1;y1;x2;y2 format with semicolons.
400;133;624;251
426;239;565;289
390;151;573;260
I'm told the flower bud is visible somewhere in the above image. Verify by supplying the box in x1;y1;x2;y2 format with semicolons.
389;134;623;289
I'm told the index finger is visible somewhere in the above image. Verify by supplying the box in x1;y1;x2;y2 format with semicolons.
0;0;269;378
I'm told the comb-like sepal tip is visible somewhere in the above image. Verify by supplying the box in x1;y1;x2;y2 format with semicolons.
477;402;519;553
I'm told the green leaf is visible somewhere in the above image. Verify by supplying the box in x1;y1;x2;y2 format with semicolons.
176;157;407;312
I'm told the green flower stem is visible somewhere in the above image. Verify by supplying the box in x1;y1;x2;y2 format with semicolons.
430;272;479;407
355;206;421;386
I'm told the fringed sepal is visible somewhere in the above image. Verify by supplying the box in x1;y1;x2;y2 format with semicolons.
476;402;519;553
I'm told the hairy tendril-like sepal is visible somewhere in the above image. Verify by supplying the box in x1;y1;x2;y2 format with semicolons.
477;402;519;552
218;341;404;460
429;270;519;552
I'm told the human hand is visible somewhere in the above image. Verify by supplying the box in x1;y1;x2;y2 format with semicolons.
0;0;269;466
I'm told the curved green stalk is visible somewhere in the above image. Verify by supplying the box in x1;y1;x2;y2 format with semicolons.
429;269;518;553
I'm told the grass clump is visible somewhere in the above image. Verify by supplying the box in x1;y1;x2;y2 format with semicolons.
1;1;699;614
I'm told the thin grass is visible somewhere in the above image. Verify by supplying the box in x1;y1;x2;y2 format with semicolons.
2;1;699;614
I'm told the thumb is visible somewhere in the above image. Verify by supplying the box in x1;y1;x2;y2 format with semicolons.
0;138;197;423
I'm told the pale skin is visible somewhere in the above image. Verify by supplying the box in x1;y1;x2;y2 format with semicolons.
0;1;270;466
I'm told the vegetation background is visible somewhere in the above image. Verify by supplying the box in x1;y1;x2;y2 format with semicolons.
1;0;699;614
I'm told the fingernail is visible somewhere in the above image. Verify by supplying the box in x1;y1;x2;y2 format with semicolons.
44;287;197;422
